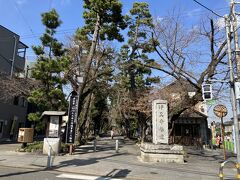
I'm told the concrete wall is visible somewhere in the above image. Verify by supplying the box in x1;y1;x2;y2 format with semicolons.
0;26;29;141
0;25;25;74
0;97;28;140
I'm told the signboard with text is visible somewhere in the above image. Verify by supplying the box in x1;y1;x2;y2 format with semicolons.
66;91;78;144
49;116;59;137
152;99;168;144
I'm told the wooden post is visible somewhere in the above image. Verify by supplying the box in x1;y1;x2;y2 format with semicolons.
69;144;73;155
213;105;228;160
221;117;226;160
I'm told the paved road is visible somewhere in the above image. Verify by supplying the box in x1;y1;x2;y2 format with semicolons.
0;166;61;180
0;166;123;180
0;140;237;180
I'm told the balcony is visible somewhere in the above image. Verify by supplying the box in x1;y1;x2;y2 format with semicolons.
15;55;25;71
14;41;28;72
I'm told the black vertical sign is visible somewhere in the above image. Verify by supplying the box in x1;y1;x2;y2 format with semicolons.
66;91;78;144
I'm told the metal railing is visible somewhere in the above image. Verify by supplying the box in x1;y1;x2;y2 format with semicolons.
219;159;240;180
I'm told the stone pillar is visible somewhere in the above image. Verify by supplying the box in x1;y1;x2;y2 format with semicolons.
152;100;168;144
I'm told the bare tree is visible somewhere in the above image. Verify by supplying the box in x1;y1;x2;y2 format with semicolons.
145;15;228;136
0;73;39;103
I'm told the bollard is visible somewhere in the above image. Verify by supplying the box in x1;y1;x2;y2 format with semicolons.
219;162;224;180
115;139;119;153
47;147;51;168
69;144;73;155
94;139;97;152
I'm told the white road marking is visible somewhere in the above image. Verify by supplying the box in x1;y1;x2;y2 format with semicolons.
56;173;123;180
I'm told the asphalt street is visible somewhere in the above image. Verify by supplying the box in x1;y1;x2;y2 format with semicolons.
0;166;64;180
0;166;123;180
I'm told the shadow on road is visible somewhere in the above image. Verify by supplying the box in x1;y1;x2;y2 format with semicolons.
0;169;44;178
50;152;128;170
101;168;131;179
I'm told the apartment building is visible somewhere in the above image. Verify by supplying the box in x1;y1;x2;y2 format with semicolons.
0;25;28;140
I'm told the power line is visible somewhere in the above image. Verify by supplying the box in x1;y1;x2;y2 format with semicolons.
192;0;225;18
10;0;36;38
19;6;230;40
21;29;77;40
21;28;77;38
18;6;229;40
171;6;228;18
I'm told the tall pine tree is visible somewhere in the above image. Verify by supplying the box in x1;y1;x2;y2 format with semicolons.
113;2;159;141
74;0;127;142
28;9;69;131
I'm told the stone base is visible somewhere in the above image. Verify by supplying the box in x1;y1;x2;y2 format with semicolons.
140;143;185;163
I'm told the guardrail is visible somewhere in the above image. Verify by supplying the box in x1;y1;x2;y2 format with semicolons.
219;159;240;179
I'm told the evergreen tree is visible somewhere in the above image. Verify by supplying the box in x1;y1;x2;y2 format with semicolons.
74;0;127;142
118;2;159;93
75;0;126;105
113;2;159;141
28;9;69;131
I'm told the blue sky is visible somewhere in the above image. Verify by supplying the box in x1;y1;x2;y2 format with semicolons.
0;0;230;59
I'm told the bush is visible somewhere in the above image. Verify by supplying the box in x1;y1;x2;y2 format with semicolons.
16;141;43;153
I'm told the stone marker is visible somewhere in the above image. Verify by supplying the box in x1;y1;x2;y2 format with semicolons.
140;99;184;163
152;100;168;144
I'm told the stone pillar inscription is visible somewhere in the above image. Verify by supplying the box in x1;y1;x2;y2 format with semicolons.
152;99;168;144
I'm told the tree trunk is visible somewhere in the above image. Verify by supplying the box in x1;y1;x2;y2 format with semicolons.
77;13;100;114
77;13;100;140
77;93;93;144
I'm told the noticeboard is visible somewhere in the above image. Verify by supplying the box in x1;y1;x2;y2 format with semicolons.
66;91;78;144
49;116;59;137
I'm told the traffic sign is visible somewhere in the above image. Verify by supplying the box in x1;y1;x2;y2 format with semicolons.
213;104;228;118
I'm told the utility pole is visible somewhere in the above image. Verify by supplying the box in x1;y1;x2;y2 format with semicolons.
225;15;240;168
229;1;240;173
230;0;240;77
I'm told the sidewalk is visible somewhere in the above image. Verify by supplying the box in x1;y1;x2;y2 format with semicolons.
0;140;237;180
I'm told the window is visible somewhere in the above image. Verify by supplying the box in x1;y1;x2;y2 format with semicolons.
17;48;26;58
13;96;19;106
